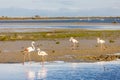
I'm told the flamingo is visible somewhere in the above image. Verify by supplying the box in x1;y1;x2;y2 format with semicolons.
37;48;48;66
69;37;79;50
23;41;35;65
97;38;105;50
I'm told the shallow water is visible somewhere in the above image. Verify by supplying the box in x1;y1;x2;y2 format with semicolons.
0;60;120;80
0;19;120;23
0;25;120;30
0;19;120;30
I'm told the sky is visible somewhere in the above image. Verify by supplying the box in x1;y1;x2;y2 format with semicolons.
0;0;120;17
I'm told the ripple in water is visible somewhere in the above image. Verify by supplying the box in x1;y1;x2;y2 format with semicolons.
0;60;120;80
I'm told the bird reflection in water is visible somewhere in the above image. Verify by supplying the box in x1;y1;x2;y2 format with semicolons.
37;67;47;80
26;69;35;80
71;63;78;69
25;66;47;80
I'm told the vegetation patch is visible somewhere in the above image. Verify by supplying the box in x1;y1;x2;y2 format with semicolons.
0;29;120;41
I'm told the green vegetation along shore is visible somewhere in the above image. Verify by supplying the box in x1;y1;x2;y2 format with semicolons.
0;29;120;41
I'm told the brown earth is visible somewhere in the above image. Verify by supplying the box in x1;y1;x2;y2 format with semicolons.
0;37;120;63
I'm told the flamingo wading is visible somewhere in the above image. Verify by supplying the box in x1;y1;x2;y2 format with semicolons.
23;41;35;64
37;48;48;65
69;37;79;50
97;38;105;50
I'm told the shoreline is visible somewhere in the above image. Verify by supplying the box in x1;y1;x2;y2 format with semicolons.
0;22;119;32
0;26;120;33
0;59;119;64
0;22;120;26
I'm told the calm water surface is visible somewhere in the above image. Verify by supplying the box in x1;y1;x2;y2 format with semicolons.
0;19;120;30
0;25;120;30
0;19;120;23
0;60;120;80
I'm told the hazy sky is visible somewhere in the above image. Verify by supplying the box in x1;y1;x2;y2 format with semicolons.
0;0;119;16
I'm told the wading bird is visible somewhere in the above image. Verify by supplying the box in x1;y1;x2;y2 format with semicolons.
23;41;35;65
69;37;79;50
97;38;105;51
37;48;48;66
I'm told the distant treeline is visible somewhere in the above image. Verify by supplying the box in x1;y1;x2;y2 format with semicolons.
0;16;120;20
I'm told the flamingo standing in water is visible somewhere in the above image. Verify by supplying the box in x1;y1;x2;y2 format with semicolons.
23;41;35;64
37;48;48;66
97;38;105;51
69;37;79;50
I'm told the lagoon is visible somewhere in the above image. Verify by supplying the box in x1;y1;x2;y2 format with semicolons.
0;19;120;30
0;24;120;30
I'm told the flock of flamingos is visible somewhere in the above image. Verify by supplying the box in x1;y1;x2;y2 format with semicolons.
22;37;105;65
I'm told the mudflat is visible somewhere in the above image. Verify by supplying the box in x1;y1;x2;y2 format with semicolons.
0;28;120;63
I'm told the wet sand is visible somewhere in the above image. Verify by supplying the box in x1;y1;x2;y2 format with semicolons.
0;25;120;63
0;37;120;63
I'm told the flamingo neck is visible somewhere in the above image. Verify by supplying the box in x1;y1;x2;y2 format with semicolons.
38;50;41;55
70;38;73;42
97;38;100;43
69;38;72;41
31;43;35;50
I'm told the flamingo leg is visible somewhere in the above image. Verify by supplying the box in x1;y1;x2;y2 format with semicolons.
100;43;102;51
41;56;44;66
101;43;106;50
103;44;106;50
23;55;25;65
28;53;31;64
74;43;76;49
72;43;76;50
23;53;27;65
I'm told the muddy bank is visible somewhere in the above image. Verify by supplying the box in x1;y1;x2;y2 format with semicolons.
0;28;120;63
0;38;120;63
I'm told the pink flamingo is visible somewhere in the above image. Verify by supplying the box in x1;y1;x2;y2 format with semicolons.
23;41;35;64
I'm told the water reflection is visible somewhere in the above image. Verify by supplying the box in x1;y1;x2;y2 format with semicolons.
26;70;35;80
25;66;47;80
71;63;78;69
0;61;120;80
37;67;47;80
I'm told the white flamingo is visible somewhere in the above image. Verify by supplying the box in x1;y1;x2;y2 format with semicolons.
37;48;48;65
23;41;35;64
69;37;79;50
97;38;105;50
